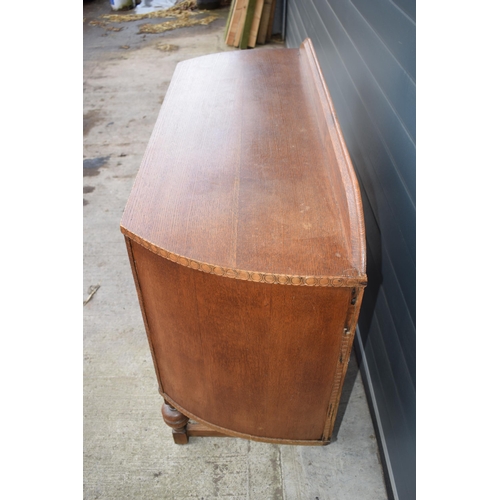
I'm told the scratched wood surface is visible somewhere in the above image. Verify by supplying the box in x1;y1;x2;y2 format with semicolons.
121;40;366;285
121;39;367;444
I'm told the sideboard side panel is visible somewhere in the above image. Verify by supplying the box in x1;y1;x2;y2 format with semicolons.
130;239;352;442
125;236;164;394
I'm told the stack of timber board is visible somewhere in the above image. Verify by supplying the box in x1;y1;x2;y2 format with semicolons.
225;0;277;49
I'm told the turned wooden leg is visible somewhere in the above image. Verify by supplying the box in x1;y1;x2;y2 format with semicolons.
161;402;189;444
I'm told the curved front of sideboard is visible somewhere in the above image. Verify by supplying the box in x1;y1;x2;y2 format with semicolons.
125;237;363;445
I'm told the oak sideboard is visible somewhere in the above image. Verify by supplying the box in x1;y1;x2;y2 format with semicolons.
121;38;367;446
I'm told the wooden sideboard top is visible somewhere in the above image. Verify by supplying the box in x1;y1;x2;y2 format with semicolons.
121;39;366;287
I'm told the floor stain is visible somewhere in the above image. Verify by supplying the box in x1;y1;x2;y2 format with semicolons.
84;199;89;206
272;452;284;500
84;109;103;136
84;186;95;194
156;43;179;52
84;156;110;176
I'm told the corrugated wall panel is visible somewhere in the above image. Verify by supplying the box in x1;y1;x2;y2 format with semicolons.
393;0;416;22
289;0;415;261
286;1;416;499
312;0;416;192
325;74;416;319
362;318;416;500
319;0;416;141
361;184;416;380
351;0;416;80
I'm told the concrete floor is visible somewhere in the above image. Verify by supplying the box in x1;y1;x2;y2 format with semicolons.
83;1;388;498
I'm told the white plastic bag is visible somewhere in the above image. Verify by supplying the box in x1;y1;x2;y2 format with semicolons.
109;0;136;11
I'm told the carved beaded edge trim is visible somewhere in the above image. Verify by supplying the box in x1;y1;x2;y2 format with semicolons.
123;230;367;288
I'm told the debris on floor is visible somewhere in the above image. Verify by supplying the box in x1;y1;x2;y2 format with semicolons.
156;42;180;51
139;14;218;33
101;0;200;23
83;284;101;306
87;0;219;34
89;19;109;27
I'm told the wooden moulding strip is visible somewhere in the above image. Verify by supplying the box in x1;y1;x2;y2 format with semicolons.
186;421;228;438
224;0;237;40
257;0;272;44
226;0;245;46
125;236;165;394
299;38;367;274
321;287;365;441
121;227;368;289
161;391;325;446
248;0;264;48
233;0;250;47
240;0;257;49
266;0;276;42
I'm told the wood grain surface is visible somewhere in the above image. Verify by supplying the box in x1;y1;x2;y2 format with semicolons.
121;39;366;286
129;238;355;442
